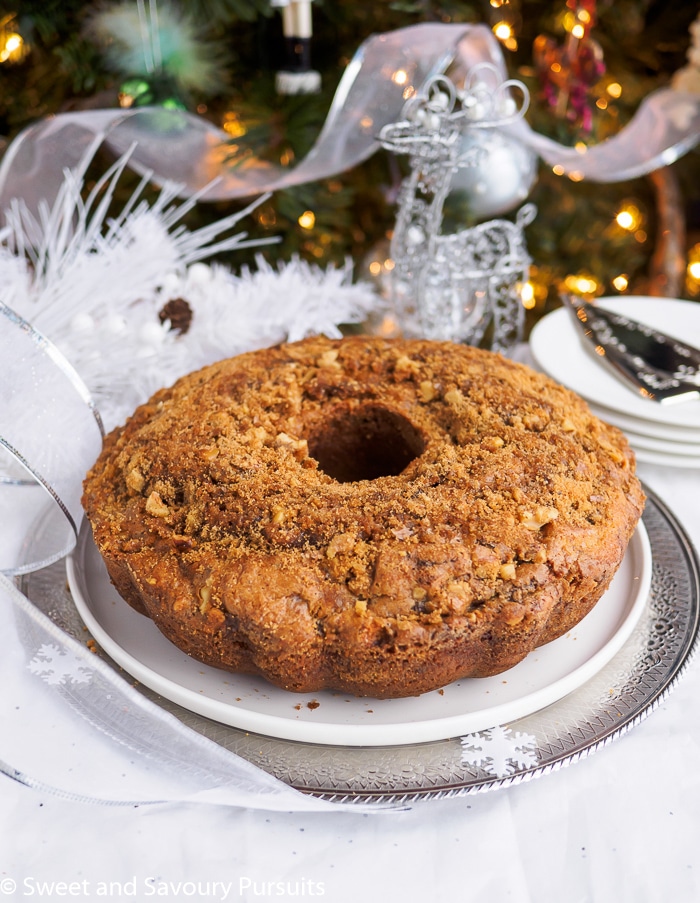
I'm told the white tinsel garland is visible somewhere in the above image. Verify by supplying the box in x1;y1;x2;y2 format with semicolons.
0;153;379;430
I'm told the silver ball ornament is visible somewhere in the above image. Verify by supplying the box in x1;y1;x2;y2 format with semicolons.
448;128;538;222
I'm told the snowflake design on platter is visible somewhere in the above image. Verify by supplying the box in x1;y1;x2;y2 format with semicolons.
459;726;538;778
28;643;93;686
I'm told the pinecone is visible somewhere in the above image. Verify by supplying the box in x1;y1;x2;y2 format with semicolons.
158;298;193;335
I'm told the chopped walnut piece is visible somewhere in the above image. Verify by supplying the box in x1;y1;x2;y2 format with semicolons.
326;532;356;559
198;584;212;613
519;506;559;530
499;562;517;580
443;388;463;405
501;603;526;626
418;380;437;403
394;353;420;375
318;349;340;368
274;432;309;462
126;467;145;493
271;506;286;525
145;491;169;518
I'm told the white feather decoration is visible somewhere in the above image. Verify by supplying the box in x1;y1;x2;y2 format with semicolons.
0;152;379;430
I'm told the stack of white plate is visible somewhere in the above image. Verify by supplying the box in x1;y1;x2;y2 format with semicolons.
529;296;700;469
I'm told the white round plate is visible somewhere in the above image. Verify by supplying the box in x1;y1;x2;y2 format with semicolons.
587;402;700;444
615;428;700;458
530;297;700;429
632;446;700;469
67;523;652;747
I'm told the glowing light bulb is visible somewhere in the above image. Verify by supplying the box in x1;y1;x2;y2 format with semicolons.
280;148;295;166
616;205;641;231
222;113;247;139
520;281;536;310
616;211;634;230
564;274;599;296
612;275;629;292
298;211;315;230
493;22;513;41
607;82;623;98
0;31;25;63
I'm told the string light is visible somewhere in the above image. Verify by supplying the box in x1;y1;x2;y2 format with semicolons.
492;20;518;51
520;281;536;309
687;244;700;296
493;22;513;41
612;274;629;292
563;273;600;296
297;210;316;230
616;210;635;230
0;15;28;64
615;204;642;231
222;112;247;139
280;148;295;166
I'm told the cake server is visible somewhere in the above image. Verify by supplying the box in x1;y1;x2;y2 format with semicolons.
562;295;700;405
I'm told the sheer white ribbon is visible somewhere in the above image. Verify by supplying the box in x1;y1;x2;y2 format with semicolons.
0;302;104;575
1;23;698;220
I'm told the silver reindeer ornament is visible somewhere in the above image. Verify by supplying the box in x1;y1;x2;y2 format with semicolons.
379;66;536;353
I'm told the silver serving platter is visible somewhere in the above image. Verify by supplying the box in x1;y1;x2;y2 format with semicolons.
20;485;700;804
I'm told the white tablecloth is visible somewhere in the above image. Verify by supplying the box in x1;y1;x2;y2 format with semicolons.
2;459;699;903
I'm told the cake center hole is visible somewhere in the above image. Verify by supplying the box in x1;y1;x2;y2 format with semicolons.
307;404;426;483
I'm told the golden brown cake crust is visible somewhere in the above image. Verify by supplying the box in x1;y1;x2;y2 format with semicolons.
82;336;645;698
